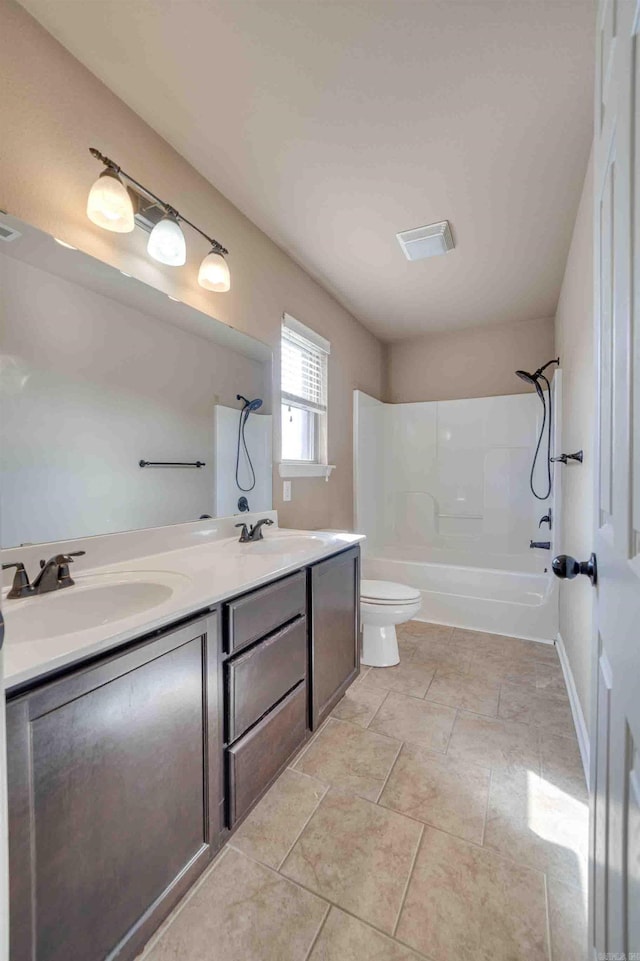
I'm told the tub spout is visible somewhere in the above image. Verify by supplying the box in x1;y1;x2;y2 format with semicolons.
530;540;551;550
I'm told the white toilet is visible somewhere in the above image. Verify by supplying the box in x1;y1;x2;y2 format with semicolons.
360;579;422;667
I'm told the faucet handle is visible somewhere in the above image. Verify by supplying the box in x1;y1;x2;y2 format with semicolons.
2;562;34;599
54;551;86;564
235;523;250;543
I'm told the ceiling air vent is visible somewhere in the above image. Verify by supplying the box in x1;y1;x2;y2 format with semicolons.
396;220;454;261
0;222;22;243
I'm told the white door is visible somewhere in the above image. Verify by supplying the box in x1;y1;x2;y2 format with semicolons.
0;613;8;961
591;0;640;955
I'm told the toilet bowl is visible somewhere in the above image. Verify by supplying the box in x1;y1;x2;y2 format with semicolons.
360;579;422;667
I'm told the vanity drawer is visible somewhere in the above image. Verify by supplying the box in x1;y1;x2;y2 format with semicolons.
225;570;306;654
227;615;307;743
227;681;307;826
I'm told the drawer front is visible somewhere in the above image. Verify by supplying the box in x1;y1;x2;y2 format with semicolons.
227;682;307;826
227;616;307;743
226;570;306;654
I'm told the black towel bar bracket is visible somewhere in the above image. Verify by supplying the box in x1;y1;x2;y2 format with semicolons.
139;460;206;468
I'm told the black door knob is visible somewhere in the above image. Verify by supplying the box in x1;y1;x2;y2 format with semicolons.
552;553;597;586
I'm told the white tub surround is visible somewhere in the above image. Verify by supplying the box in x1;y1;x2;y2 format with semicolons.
354;386;560;642
1;514;364;690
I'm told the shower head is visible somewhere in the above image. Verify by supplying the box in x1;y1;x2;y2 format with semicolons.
515;369;544;400
515;358;560;397
237;394;263;413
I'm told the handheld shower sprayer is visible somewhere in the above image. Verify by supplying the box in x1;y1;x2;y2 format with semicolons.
514;358;560;500
235;394;264;492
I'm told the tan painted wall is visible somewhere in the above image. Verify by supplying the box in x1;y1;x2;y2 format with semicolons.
554;152;594;733
385;316;555;403
0;0;384;532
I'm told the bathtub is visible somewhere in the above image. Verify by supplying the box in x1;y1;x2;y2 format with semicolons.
362;544;559;643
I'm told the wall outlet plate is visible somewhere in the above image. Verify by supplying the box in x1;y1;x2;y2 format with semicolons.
283;480;292;502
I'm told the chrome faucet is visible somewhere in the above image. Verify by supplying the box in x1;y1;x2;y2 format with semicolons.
235;518;274;543
5;551;87;598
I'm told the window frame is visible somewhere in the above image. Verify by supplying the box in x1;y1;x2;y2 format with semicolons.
279;314;335;480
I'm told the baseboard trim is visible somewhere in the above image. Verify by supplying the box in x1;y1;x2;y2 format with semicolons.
555;631;590;785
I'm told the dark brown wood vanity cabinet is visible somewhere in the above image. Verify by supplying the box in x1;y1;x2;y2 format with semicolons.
223;571;309;828
6;610;223;961
309;545;360;729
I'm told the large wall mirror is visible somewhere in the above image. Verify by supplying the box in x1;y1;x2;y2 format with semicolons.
0;214;273;549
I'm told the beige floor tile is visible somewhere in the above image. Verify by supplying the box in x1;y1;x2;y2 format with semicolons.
145;846;328;961
281;791;422;934
379;743;490;843
361;660;436;698
539;731;588;799
498;681;576;738
447;710;540;771
425;668;500;716
229;769;327;869
547;877;588;961
483;767;589;889
331;684;388;728
293;718;400;801
369;692;456;752
399;621;453;644
396;827;549;961
409;639;471;673
467;651;540;687
308;907;424;961
534;661;568;695
451;628;531;657
397;636;417;658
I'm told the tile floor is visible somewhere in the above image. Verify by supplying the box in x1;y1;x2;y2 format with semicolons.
140;622;589;961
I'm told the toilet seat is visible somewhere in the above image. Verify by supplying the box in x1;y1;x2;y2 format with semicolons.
360;579;420;605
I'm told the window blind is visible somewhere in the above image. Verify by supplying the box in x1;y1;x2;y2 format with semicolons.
281;325;328;413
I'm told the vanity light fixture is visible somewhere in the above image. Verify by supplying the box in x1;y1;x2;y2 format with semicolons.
87;148;230;291
198;249;231;292
147;212;186;266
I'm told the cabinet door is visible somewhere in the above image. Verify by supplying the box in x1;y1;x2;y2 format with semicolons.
309;546;360;729
7;611;222;961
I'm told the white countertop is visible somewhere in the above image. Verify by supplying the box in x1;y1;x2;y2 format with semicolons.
3;525;364;691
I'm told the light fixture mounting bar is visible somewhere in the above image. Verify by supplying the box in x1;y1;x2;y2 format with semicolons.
89;148;228;256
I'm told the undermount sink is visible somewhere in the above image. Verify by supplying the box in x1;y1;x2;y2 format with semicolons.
237;534;325;555
4;570;191;643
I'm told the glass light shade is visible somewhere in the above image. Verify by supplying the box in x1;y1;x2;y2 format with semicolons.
147;215;186;266
197;250;230;292
86;169;135;233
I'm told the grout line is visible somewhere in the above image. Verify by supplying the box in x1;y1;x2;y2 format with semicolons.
480;766;493;847
442;707;459;755
375;738;404;803
276;781;331;872
365;688;390;728
278;865;437;961
392;822;425;938
543;872;554;961
302;901;332;961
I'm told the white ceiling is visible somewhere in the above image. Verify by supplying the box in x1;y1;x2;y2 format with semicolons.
20;0;595;342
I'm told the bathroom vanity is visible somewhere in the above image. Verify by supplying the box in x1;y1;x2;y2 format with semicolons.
3;530;361;961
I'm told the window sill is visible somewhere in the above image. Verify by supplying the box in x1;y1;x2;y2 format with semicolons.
278;462;336;480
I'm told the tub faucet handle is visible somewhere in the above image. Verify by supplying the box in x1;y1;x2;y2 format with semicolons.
538;511;552;529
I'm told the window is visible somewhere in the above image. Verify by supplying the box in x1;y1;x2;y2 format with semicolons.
280;314;333;478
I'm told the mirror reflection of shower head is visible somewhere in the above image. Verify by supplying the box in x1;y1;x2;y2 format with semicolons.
237;394;263;414
514;358;560;501
235;394;263;492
